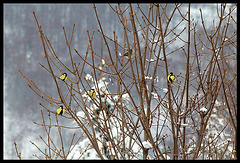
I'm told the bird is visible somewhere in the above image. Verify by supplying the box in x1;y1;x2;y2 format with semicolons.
123;49;134;59
88;89;96;99
59;72;67;81
167;72;177;83
57;105;65;115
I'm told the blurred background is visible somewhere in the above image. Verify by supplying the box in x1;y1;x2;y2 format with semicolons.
4;3;115;159
3;3;236;159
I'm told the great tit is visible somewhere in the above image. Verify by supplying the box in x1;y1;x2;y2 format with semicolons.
57;105;65;115
123;49;134;59
59;73;67;81
167;72;177;83
88;89;96;99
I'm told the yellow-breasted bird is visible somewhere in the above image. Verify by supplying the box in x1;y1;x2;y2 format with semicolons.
57;105;65;115
88;89;96;99
124;49;134;59
167;72;177;83
59;73;67;81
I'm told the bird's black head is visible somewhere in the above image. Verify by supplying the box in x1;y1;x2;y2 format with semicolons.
170;72;173;75
63;73;67;76
60;105;63;109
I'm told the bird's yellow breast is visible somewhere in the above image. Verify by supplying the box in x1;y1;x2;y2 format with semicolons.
89;90;96;98
57;107;65;115
170;75;176;81
60;74;67;81
167;74;177;83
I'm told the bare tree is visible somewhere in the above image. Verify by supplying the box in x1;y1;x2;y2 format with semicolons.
16;3;236;160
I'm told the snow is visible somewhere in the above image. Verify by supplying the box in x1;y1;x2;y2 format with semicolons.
145;76;152;80
214;100;222;107
101;59;105;65
68;116;143;159
96;79;109;93
142;140;153;149
200;106;207;113
77;111;86;120
163;153;170;160
67;74;143;159
210;114;217;118
85;74;94;82
162;88;168;93
145;58;156;62
181;123;188;127
113;93;130;102
227;138;231;142
152;92;158;99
